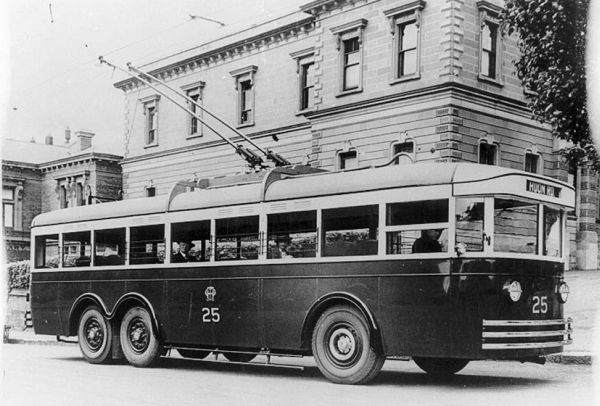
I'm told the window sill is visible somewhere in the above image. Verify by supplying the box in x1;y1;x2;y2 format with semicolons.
477;74;504;87
144;143;159;149
186;134;203;140
296;108;315;116
335;87;363;98
236;122;255;129
389;73;421;85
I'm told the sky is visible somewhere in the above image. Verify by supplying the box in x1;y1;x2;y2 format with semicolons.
2;0;307;154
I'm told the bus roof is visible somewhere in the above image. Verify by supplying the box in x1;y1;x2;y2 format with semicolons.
31;163;575;227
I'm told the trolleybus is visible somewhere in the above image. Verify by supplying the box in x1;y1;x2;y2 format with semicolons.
30;162;574;384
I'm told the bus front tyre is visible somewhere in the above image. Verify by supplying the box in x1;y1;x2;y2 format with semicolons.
312;306;384;385
120;307;162;367
413;357;469;376
78;306;113;364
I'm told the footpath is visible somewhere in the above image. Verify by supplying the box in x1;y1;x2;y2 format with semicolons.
4;270;598;365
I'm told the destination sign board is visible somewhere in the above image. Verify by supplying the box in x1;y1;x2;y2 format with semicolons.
526;180;560;198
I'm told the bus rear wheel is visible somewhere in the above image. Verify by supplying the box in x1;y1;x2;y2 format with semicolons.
120;306;162;367
312;305;384;384
223;352;257;363
413;357;469;376
78;306;113;364
178;349;211;359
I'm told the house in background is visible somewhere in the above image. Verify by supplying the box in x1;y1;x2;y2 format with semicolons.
105;0;595;271
2;128;123;262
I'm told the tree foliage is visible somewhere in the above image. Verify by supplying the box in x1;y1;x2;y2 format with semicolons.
502;0;598;169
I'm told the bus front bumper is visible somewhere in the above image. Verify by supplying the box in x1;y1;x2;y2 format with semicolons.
481;318;573;350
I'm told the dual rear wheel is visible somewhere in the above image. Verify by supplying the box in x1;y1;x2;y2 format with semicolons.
78;306;162;367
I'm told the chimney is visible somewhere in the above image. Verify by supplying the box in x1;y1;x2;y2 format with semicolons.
45;134;53;145
65;126;71;144
75;130;94;151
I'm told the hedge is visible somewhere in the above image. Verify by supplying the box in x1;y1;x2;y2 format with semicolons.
7;260;30;290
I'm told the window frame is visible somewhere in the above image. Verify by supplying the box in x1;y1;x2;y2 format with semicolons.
478;140;499;166
384;1;425;84
338;149;359;170
331;19;368;97
181;81;206;139
524;151;542;174
2;187;15;229
290;48;316;114
391;139;416;165
230;65;258;128
477;1;504;85
140;95;161;147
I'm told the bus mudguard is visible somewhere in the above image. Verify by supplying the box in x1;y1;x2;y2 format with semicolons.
301;291;381;350
110;292;161;335
68;293;110;335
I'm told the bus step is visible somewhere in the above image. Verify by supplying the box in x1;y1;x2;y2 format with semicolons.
197;356;305;371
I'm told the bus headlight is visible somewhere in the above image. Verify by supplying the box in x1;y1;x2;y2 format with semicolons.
558;282;569;303
503;280;522;302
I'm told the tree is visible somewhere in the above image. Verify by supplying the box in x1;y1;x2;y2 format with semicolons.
502;0;598;169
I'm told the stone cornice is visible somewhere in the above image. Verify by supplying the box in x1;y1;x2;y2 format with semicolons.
305;82;531;120
121;122;311;165
114;17;315;91
301;0;368;16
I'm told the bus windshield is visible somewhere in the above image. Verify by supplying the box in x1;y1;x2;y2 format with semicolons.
455;197;563;257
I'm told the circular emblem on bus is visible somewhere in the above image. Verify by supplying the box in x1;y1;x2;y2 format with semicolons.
205;286;216;302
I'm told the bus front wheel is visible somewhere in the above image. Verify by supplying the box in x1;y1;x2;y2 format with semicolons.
78;306;113;364
120;306;162;367
413;357;469;376
312;305;384;384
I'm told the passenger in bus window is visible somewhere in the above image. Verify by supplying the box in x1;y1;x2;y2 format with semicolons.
412;229;443;253
270;236;294;259
172;241;190;262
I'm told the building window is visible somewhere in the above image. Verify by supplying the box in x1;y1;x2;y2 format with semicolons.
479;141;498;165
146;187;156;197
392;140;415;165
384;1;425;82
343;38;360;90
3;187;14;228
339;150;358;170
525;152;541;174
230;65;258;127
182;82;205;138
140;95;160;146
478;1;503;84
291;48;316;112
76;183;85;206
60;185;69;209
300;62;315;110
331;19;368;95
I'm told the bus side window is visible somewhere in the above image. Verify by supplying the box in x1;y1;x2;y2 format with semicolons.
63;231;91;267
171;220;211;263
386;199;449;254
322;205;378;257
34;234;59;268
94;228;125;266
267;211;317;259
215;216;259;261
130;225;165;265
455;198;485;252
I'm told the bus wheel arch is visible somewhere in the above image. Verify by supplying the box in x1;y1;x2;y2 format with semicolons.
69;294;109;337
301;293;384;355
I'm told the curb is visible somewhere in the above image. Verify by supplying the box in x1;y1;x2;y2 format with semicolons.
546;352;593;365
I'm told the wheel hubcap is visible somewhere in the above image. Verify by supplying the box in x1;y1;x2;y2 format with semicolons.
84;318;104;352
128;317;150;353
327;326;359;366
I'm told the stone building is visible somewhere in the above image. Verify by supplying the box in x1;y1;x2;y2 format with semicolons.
113;0;596;270
2;130;122;262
